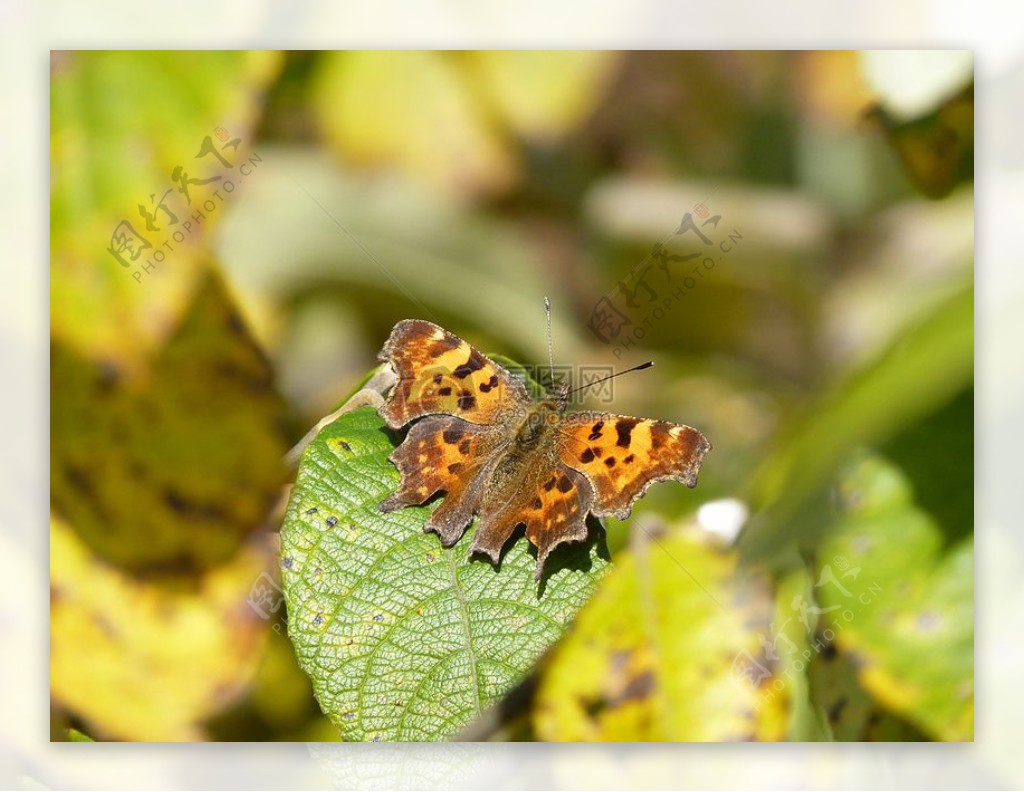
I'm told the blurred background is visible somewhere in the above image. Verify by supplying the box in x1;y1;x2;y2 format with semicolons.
49;50;973;742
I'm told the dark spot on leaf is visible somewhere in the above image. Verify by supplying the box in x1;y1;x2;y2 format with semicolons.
280;556;293;569
426;553;434;562
588;421;604;441
828;696;847;724
326;516;338;528
373;613;384;622
580;448;595;463
372;734;383;742
557;475;573;493
343;712;356;721
615;418;638;448
164;489;190;514
438;386;452;396
618;671;655;703
583;694;607;719
337;439;352;452
604;457;617;468
313;613;323;626
443;427;463;444
457;391;476;411
226;309;247;336
98;361;120;392
313;567;322;576
305;507;318;516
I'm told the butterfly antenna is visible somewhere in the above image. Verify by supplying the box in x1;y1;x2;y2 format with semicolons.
544;296;557;392
564;361;654;398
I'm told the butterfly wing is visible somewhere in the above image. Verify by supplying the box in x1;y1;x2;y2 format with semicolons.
471;464;595;580
555;413;711;520
378;319;530;429
379;415;508;546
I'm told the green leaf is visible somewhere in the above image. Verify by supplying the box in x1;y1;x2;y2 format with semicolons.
281;405;610;741
807;644;928;741
812;455;973;741
741;274;972;561
67;728;95;742
533;529;789;741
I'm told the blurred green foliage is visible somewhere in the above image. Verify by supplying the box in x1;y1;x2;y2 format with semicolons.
50;50;972;741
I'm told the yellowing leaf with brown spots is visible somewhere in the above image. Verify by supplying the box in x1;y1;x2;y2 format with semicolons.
534;528;789;741
49;513;272;741
813;455;973;741
50;268;288;573
50;50;282;367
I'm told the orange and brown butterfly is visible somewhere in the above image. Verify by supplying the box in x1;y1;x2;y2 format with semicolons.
377;319;711;579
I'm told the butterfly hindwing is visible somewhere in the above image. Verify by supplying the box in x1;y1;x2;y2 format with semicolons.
471;464;595;580
380;415;506;545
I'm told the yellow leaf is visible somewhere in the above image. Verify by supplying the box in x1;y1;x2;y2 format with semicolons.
50;513;274;740
311;51;515;198
534;527;788;741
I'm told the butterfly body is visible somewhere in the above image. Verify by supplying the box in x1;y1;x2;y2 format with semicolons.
377;319;711;579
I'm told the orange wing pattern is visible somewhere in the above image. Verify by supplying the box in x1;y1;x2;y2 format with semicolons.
379;415;505;546
555;413;711;520
378;319;529;429
471;465;595;579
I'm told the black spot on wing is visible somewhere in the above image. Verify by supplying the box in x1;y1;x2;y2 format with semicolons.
453;350;487;379
443;427;464;445
457;391;476;411
588;421;604;441
580;448;595;464
604;457;616;468
478;374;499;393
556;475;573;493
615;418;639;448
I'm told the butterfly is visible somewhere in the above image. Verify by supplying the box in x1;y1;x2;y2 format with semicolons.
377;319;711;579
